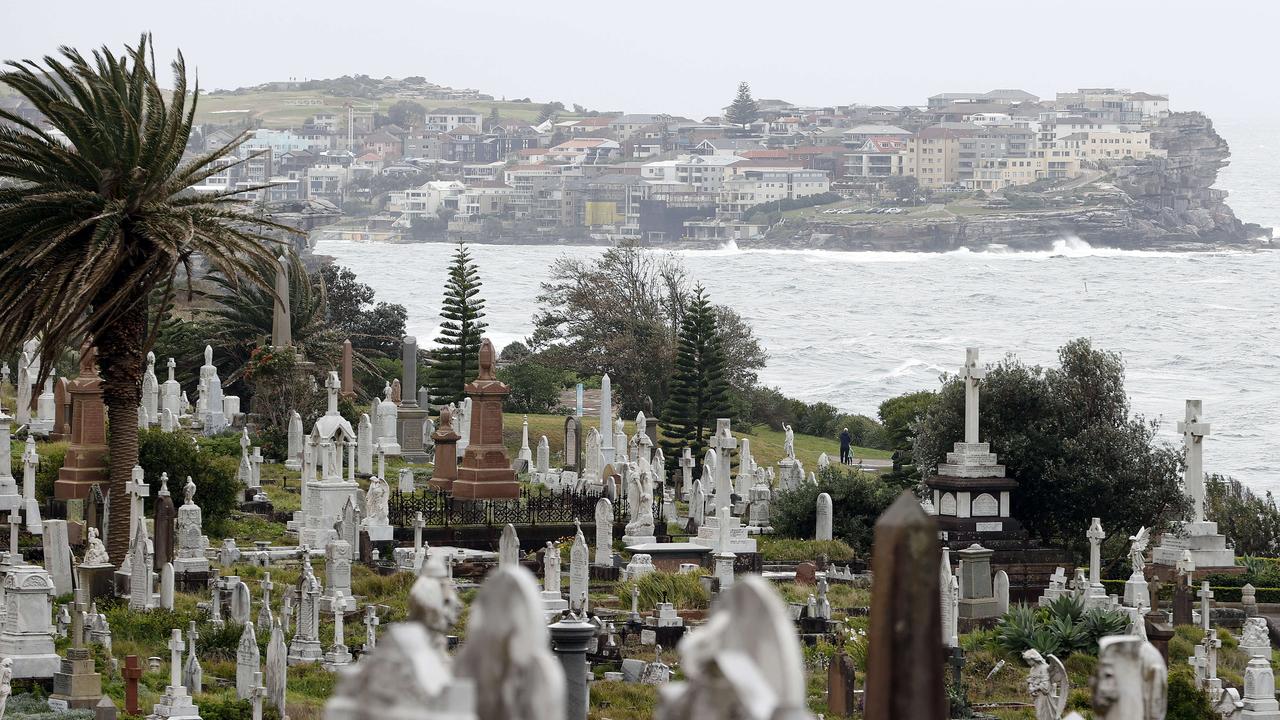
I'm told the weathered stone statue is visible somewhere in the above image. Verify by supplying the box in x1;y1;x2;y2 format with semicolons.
1023;649;1068;720
455;566;563;720
325;554;471;720
82;527;109;566
783;425;795;460
365;475;390;526
1090;635;1166;720
657;575;811;720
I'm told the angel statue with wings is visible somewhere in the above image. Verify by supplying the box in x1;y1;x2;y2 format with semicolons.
1128;526;1150;576
1023;649;1069;720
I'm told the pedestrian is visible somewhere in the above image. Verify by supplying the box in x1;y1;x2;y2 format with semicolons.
839;427;852;465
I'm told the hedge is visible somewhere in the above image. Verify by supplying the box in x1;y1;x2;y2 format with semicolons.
1099;579;1280;604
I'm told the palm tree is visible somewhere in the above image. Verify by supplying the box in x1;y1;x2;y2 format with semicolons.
0;36;290;561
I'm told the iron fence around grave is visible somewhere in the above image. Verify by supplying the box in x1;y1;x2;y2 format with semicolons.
389;485;659;529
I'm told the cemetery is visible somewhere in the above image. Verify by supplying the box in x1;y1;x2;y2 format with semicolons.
1;37;1278;720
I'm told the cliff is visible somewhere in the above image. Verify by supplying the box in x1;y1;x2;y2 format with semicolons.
756;112;1269;252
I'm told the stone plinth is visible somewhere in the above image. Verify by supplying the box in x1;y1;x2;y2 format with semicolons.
1152;522;1236;569
956;544;1000;620
51;647;102;709
0;564;60;678
451;340;518;500
55;350;109;501
925;440;1024;543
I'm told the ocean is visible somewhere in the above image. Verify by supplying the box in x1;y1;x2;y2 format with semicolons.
314;117;1280;492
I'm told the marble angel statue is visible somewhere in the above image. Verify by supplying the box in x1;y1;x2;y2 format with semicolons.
1023;649;1068;720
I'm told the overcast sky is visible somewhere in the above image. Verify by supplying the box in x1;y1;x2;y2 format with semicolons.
4;1;1276;119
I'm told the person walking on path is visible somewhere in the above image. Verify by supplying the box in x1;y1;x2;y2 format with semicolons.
839;427;853;465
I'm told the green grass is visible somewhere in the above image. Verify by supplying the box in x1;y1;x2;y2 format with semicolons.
757;537;857;562
615;570;709;612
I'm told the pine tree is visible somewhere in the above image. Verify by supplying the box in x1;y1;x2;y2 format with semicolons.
725;81;760;130
660;286;732;481
429;242;488;406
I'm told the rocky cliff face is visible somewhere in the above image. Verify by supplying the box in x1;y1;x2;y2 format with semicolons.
1110;112;1249;242
763;112;1268;252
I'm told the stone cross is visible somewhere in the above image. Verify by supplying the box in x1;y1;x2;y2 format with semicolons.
679;447;695;498
959;348;986;444
168;628;186;689
1199;581;1214;634
364;605;379;650
126;465;150;539
1178;400;1211;523
258;573;274;629
332;591;346;648
71;600;86;650
185;620;202;692
1087;517;1105;588
7;508;20;560
251;671;267;720
123;655;143;715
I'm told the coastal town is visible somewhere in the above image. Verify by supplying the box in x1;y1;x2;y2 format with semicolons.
5;78;1239;250
2;18;1280;720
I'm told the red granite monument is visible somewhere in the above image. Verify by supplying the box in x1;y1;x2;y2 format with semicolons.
450;339;518;499
55;347;108;501
428;405;461;492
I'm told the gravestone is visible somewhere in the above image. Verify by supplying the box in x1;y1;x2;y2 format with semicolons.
127;522;153;611
183;622;201;693
428;405;461;492
816;493;833;541
148;629;199;720
236;622;259;700
50;600;102;709
452;340;519;499
569;523;589;611
563;417;580;472
265;618;287;719
357;414;373;475
160;358;181;420
285;411;304;471
827;652;858;718
396;336;430;462
153;475;177;571
21;437;42;531
594;498;613;567
55;347;109;501
288;557;324;665
534;436;550;483
174;478;209;574
41;520;73;596
599;373;614;465
499;524;520;567
323;538;356;612
957;543;999;620
322;592;353;670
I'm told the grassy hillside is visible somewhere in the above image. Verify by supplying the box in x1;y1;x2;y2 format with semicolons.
193;91;547;128
499;412;889;473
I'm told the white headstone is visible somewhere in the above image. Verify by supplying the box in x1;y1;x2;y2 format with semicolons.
499;524;520;568
815;492;833;541
357;414;373;475
569;523;589;611
594;498;613;567
40;520;72;596
237;621;260;700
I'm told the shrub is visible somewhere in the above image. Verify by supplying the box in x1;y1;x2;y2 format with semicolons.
616;570;709;611
1167;665;1214;720
770;468;899;554
992;597;1130;658
757;538;856;562
498;361;569;414
199;696;281;720
137;429;240;533
10;440;65;501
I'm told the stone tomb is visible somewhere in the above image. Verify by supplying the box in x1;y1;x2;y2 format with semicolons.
0;563;62;678
925;349;1025;544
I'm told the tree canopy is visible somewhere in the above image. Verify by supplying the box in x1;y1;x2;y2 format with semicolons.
726;81;760;128
429;242;488;405
659;286;733;478
912;339;1189;548
0;35;287;559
